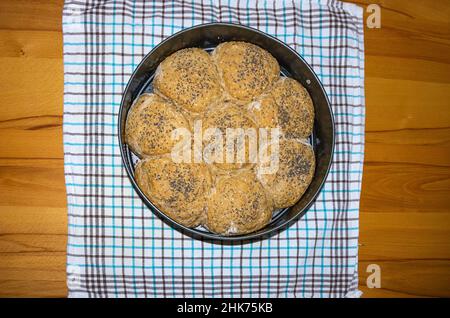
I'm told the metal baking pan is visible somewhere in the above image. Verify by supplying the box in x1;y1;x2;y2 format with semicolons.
118;22;335;241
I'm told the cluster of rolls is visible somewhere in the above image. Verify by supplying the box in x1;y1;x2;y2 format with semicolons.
125;42;316;235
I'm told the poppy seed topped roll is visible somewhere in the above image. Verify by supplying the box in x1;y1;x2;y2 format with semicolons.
270;77;315;139
247;94;279;129
257;138;315;208
201;102;258;171
135;157;212;227
125;93;191;157
248;77;314;139
153;48;222;113
206;170;272;235
212;41;280;102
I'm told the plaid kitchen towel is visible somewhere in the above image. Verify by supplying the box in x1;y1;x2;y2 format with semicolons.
63;0;365;298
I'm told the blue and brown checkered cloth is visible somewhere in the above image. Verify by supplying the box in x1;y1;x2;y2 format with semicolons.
63;0;365;297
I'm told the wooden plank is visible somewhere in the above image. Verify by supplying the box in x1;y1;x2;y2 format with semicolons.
365;128;450;168
365;77;450;132
360;164;450;213
366;55;450;83
0;0;67;297
358;285;422;298
0;29;62;59
348;0;450;63
0;162;66;207
359;212;450;260
358;260;450;298
0;280;67;298
0;126;63;159
0;0;64;32
0;57;63;122
0;206;67;297
0;206;67;235
359;211;450;298
0;253;67;297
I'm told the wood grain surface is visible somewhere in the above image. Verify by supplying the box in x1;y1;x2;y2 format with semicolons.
0;0;449;298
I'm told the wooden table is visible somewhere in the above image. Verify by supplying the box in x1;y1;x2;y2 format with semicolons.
0;0;448;298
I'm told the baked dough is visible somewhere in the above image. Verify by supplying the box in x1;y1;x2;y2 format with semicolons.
206;170;272;235
257;138;315;208
201;102;258;170
126;44;317;235
135;156;212;227
270;77;314;139
247;94;279;129
125;93;191;157
153;48;222;113
212;41;280;102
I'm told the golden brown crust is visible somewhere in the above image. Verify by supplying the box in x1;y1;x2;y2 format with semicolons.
270;77;314;139
257;138;315;208
247;94;279;129
206;170;273;235
125;93;191;157
153;48;222;113
128;44;317;234
212;42;280;102
201;102;258;170
135;157;212;227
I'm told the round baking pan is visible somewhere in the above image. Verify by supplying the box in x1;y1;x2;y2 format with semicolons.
118;23;334;241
